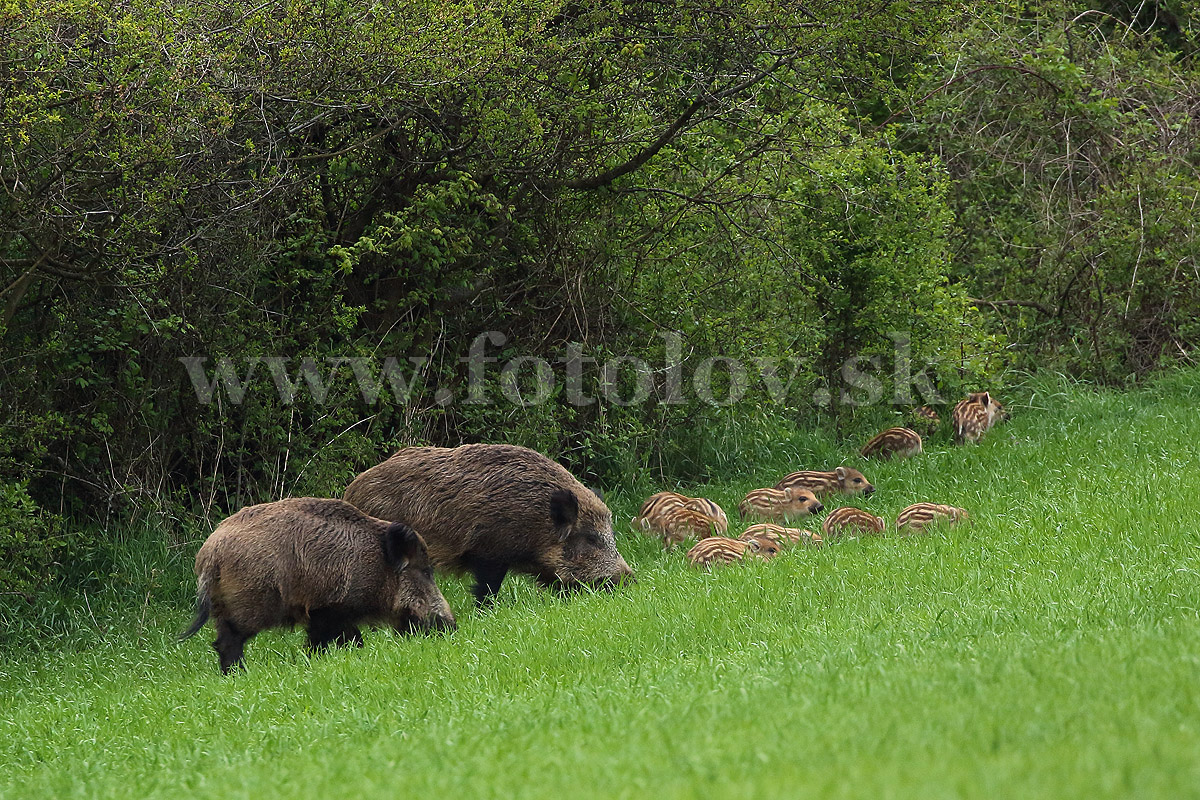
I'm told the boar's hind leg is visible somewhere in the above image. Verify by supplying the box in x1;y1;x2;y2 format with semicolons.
469;559;509;607
307;609;363;652
213;618;251;675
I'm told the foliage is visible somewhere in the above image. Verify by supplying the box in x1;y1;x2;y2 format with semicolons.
0;0;969;525
0;482;66;598
900;0;1200;381
6;0;1199;594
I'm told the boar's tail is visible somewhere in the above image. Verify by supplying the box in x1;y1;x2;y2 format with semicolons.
179;572;214;640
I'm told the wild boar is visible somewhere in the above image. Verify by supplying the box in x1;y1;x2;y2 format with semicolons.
343;444;634;605
895;502;970;533
683;497;729;534
910;405;941;436
821;506;887;539
860;427;923;460
952;392;1007;444
652;505;719;549
775;467;875;498
740;523;823;548
686;536;780;567
180;497;455;674
631;491;687;533
632;492;728;535
738;487;824;522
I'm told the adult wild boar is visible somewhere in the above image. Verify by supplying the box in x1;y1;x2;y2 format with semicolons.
342;444;635;605
180;497;455;674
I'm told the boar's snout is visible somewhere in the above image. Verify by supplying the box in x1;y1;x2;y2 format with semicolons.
552;557;636;593
602;562;636;588
426;610;457;634
568;572;637;593
393;581;456;635
398;608;457;636
424;593;457;634
813;502;825;514
605;573;636;589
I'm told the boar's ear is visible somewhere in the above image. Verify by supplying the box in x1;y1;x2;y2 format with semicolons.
549;488;579;534
980;392;991;407
836;466;848;480
383;522;423;570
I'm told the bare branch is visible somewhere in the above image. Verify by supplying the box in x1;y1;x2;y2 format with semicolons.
969;296;1055;316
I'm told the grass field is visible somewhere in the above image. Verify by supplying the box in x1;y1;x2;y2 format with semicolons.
3;372;1200;799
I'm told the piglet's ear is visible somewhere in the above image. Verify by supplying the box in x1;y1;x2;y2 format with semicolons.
550;488;579;529
383;522;424;570
836;466;848;480
980;392;991;407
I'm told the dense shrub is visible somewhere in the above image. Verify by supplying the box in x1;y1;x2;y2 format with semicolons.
7;0;1196;596
0;482;66;598
902;1;1200;381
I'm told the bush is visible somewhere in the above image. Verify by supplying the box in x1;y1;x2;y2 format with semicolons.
0;482;67;599
903;1;1200;382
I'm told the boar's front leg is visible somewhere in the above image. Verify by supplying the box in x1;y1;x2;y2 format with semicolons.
307;609;362;652
468;558;508;607
334;626;364;647
213;618;251;675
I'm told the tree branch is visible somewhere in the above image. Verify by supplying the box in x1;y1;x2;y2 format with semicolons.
877;65;1064;129
559;54;797;191
559;96;709;191
969;296;1055;316
1;248;54;329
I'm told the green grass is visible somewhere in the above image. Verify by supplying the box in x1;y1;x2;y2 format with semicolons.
3;371;1200;798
